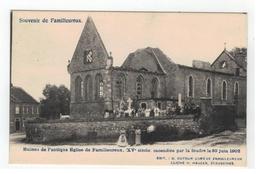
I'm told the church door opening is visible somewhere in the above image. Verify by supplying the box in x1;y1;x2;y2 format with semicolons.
141;103;147;109
15;119;20;131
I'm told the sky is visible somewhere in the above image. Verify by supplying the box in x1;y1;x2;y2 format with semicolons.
11;11;247;101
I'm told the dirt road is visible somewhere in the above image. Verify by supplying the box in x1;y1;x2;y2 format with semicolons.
10;128;246;148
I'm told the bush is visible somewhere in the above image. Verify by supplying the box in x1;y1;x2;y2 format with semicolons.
28;117;47;123
198;107;237;135
179;129;199;140
151;124;179;141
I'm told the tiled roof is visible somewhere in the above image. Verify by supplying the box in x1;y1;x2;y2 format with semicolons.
149;47;178;73
122;47;178;74
178;64;246;78
10;86;39;104
112;66;165;75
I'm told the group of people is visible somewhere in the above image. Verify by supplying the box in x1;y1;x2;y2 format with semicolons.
113;107;168;118
104;99;202;122
116;125;156;147
117;126;142;147
109;104;201;119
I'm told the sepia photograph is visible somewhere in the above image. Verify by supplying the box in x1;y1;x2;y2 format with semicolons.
9;11;247;166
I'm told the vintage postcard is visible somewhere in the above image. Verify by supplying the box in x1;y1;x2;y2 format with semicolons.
10;10;247;166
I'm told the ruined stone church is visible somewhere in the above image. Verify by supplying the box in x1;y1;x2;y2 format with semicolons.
67;17;246;119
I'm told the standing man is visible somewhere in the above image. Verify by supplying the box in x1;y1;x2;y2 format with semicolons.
193;105;201;121
135;127;142;145
128;126;135;146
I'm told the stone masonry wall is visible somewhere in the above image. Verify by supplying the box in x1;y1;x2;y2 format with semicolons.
25;116;199;143
111;69;166;101
174;66;246;118
70;69;113;119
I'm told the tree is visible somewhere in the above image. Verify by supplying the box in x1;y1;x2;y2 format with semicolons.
229;47;247;62
40;84;70;119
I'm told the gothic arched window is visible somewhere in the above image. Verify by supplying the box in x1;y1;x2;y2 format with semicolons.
188;75;194;97
115;74;126;99
151;78;159;98
222;80;227;100
206;78;212;97
136;75;144;99
234;81;239;99
75;76;83;102
95;74;103;99
84;75;92;101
